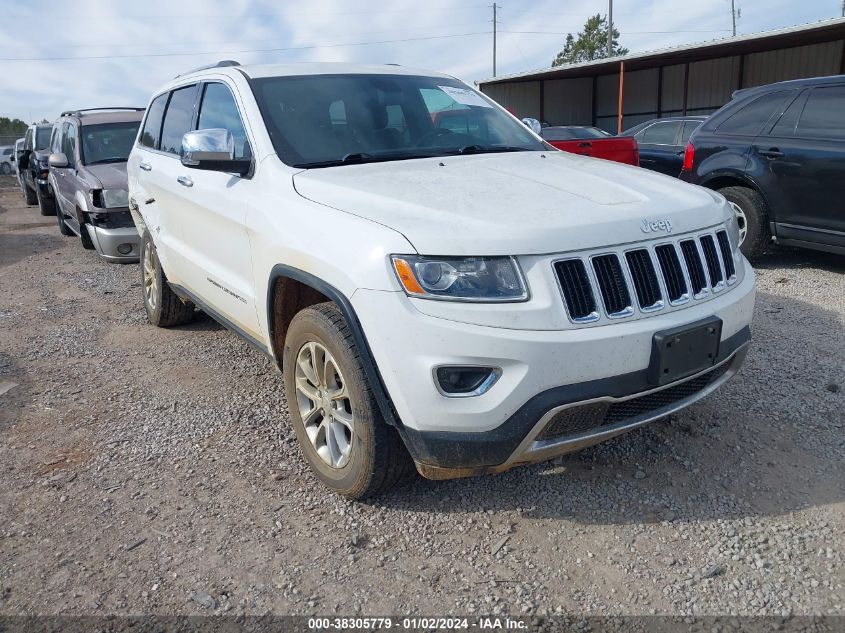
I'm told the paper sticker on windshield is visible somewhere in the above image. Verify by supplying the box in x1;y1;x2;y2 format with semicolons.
437;86;492;108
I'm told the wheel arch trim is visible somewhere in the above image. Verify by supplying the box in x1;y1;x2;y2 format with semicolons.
267;265;403;429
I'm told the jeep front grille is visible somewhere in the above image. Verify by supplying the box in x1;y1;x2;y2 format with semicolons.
554;259;598;322
554;229;736;324
591;254;632;317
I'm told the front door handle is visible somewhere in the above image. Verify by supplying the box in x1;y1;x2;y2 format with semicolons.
177;175;193;187
139;162;152;171
577;141;593;148
758;148;784;159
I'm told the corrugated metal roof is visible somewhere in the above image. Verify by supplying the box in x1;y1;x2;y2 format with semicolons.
478;17;845;86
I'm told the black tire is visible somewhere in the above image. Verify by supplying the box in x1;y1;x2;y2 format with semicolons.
718;186;769;261
78;216;95;250
36;187;56;216
22;181;37;206
282;303;412;499
140;232;195;327
55;204;74;236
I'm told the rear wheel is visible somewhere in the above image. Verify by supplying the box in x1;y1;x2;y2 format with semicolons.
141;232;195;327
0;163;10;175
22;181;37;206
282;303;412;499
718;185;769;261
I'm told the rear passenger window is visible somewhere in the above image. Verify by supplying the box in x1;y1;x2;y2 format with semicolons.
797;86;845;141
680;121;700;144
160;85;198;155
769;91;807;137
61;123;76;168
717;90;793;136
197;82;251;160
640;121;681;145
140;92;168;149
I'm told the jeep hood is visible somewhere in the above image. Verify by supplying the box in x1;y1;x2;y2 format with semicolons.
292;152;730;256
84;162;128;191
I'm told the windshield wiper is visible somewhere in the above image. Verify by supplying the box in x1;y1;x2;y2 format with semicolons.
86;157;128;165
453;145;533;155
295;151;439;169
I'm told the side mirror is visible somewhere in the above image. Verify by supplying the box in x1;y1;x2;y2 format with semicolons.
522;118;542;135
181;129;250;176
48;152;68;168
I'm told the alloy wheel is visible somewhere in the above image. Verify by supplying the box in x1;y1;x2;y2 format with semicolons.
294;341;355;469
729;201;748;245
142;246;158;311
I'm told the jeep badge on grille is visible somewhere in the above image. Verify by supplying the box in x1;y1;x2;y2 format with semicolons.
641;218;674;234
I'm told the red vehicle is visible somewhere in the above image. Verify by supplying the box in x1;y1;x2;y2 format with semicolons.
540;126;640;166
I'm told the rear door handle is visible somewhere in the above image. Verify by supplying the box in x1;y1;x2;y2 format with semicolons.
139;162;152;171
577;141;592;147
177;175;193;187
758;148;784;159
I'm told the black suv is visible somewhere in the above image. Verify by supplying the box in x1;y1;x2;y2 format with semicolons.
17;123;57;215
681;75;845;259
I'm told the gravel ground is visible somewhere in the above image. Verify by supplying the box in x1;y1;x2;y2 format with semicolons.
0;178;843;618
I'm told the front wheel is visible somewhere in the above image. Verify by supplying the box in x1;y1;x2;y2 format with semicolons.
718;186;769;261
282;303;412;499
36;187;56;216
0;163;10;175
140;232;195;327
56;205;74;236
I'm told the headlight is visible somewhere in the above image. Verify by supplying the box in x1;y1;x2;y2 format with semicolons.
391;255;528;302
95;189;129;208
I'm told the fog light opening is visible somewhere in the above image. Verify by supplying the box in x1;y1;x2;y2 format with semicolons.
434;366;501;397
116;243;133;255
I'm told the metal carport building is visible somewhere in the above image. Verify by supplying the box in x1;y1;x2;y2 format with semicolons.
477;18;845;133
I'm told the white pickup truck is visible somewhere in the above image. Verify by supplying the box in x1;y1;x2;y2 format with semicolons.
128;61;755;499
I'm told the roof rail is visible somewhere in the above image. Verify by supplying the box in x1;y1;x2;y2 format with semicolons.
174;60;241;78
60;107;145;117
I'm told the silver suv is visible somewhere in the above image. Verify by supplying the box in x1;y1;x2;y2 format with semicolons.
48;108;144;262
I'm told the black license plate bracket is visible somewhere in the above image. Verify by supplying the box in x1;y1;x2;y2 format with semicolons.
649;317;722;386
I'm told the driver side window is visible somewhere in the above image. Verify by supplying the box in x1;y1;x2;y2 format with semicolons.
197;82;252;160
61;123;77;168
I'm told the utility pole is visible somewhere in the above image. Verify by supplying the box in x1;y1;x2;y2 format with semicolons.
492;3;498;77
841;0;844;17
731;0;737;36
607;0;613;56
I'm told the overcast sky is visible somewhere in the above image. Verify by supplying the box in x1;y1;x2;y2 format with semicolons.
0;0;839;123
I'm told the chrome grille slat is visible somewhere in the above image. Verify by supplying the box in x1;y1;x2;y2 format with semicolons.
625;249;662;310
591;254;633;317
655;244;689;304
554;259;598;322
716;230;737;280
554;228;736;324
680;239;708;297
699;234;724;290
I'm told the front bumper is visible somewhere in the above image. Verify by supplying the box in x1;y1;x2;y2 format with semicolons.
352;260;755;478
85;224;140;262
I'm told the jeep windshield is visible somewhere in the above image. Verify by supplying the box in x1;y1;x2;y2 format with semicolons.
251;73;546;168
80;121;141;165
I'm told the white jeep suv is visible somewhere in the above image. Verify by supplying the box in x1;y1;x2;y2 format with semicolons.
128;61;755;499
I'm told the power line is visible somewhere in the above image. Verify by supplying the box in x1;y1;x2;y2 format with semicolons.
500;29;733;35
0;32;491;62
0;22;487;50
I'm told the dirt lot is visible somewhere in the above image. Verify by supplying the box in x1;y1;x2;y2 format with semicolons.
0;175;843;618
